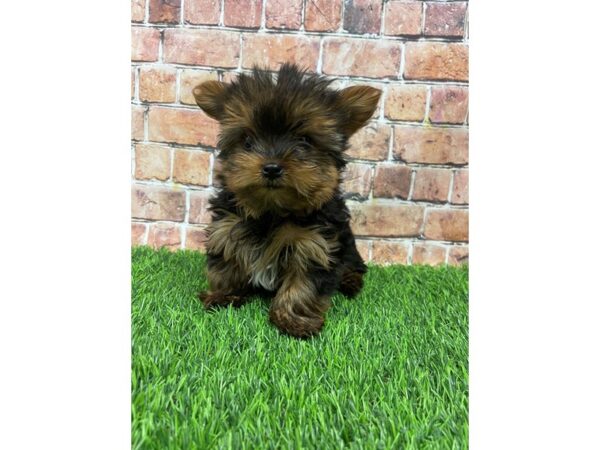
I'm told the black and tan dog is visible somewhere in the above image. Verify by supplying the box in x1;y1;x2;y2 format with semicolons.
193;63;381;338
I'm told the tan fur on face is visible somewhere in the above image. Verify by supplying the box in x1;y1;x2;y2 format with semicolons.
218;150;340;219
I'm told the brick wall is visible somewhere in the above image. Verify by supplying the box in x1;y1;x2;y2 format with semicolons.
131;0;469;266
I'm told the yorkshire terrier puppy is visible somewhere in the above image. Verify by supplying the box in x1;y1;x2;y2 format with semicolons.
193;63;381;338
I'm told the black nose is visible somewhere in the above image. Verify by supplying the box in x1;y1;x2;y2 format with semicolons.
262;163;284;180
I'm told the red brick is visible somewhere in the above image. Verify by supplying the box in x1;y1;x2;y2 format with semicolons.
424;2;467;38
412;243;446;266
372;241;409;265
147;223;182;250
179;69;219;105
139;65;177;103
350;203;424;237
132;105;145;141
131;222;147;246
184;0;220;24
393;126;468;165
448;245;468;266
131;185;186;221
385;85;427;122
135;144;171;180
304;0;342;32
322;38;401;78
242;34;320;71
266;0;303;30
404;42;469;81
149;0;181;23
189;190;213;224
424;209;468;242
148;106;219;146
343;0;382;35
185;226;208;250
384;1;422;36
131;27;160;62
131;67;136;99
412;168;452;203
451;169;468;205
355;239;370;262
429;86;468;124
224;0;262;28
132;0;146;22
164;29;240;68
172;149;211;186
347;123;391;161
342;163;372;199
373;164;412;199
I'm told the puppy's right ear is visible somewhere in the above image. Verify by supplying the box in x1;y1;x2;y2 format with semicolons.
193;81;227;121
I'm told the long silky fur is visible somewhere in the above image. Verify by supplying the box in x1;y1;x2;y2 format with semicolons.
196;63;380;338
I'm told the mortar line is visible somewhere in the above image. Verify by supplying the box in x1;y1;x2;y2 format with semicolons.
143;105;149;141
182;190;191;249
386;125;394;160
378;83;388;122
447;169;456;204
424;85;432;123
300;0;306;31
238;33;243;71
398;42;405;81
407;169;416;201
142;222;150;245
380;0;386;36
131;143;136;179
130;22;468;43
175;69;181;104
169;147;175;181
420;1;427;36
208;153;215;185
130;58;468;85
260;0;267;30
158;29;164;63
134;66;140;102
316;36;324;74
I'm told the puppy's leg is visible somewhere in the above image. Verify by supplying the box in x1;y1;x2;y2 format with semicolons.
199;256;251;309
338;225;368;298
339;269;365;298
269;267;330;338
199;213;252;309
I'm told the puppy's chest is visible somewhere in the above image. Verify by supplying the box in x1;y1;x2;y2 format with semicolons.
207;215;337;291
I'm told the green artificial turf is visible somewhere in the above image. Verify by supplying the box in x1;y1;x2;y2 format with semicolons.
132;247;468;450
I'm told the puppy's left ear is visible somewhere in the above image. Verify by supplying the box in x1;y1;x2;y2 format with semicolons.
193;80;228;121
337;86;382;136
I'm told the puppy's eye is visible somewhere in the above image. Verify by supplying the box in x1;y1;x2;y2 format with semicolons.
243;136;253;151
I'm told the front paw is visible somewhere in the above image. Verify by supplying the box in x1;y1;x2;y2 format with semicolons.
269;307;325;338
198;291;246;309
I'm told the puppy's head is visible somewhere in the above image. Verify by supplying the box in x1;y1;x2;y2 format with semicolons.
193;63;380;217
